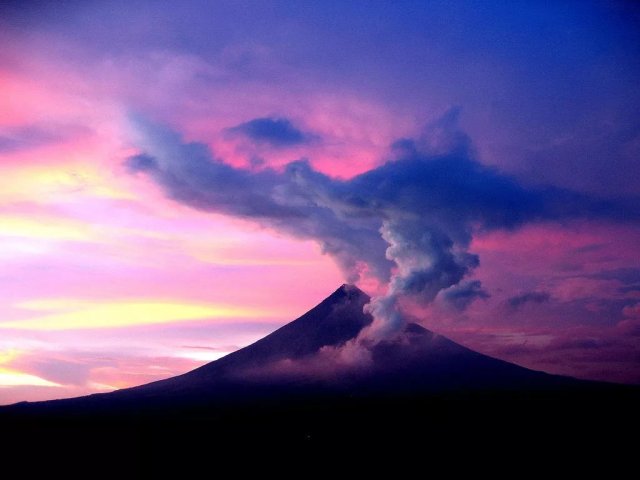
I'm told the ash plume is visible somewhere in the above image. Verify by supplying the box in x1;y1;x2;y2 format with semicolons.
126;110;640;344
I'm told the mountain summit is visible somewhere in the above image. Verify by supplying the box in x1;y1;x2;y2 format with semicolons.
7;284;581;412
122;283;574;399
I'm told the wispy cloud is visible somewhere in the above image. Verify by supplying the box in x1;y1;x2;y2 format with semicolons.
2;299;278;330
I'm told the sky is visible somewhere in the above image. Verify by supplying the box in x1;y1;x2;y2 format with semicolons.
0;0;639;404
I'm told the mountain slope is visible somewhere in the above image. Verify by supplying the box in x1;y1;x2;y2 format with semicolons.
110;283;374;397
5;284;586;413
126;283;577;397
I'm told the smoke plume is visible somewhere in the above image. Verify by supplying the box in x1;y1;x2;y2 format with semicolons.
126;110;639;344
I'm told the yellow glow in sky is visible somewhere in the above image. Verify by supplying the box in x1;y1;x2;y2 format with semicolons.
2;300;272;330
0;370;61;387
0;163;132;204
0;350;61;387
0;215;90;241
0;350;19;364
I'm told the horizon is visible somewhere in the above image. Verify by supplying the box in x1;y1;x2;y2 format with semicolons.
1;1;640;405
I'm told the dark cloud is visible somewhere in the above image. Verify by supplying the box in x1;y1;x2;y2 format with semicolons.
126;153;158;172
226;117;317;147
441;280;490;311
552;337;610;350
508;291;552;310
0;125;82;153
127;112;640;340
588;268;640;285
476;329;640;384
620;285;640;295
572;243;605;254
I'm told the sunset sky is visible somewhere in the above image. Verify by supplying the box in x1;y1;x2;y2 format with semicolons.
1;1;639;404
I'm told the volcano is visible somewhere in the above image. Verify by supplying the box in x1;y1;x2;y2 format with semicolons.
2;285;637;468
4;284;597;412
116;283;579;401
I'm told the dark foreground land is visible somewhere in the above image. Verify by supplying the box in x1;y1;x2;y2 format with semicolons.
2;387;638;475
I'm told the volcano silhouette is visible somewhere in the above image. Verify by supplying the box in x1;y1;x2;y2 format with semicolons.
123;283;576;400
8;285;582;414
3;284;637;469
